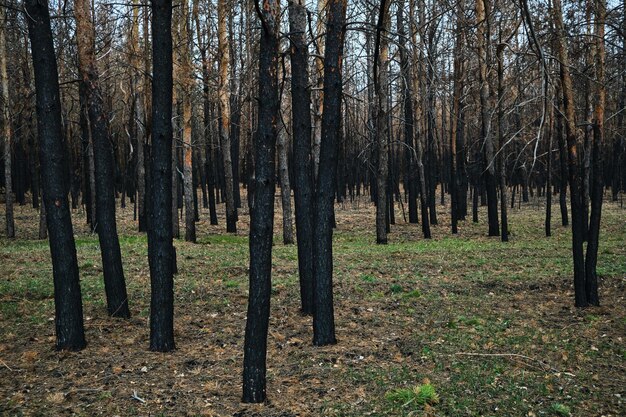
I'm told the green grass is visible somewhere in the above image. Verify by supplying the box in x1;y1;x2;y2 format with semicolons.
0;201;624;416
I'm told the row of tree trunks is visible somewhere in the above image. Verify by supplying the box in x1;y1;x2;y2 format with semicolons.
552;0;601;307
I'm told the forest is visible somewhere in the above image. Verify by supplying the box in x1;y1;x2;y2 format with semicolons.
0;0;625;415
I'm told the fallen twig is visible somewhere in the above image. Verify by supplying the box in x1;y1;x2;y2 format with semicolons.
1;359;14;371
131;390;146;403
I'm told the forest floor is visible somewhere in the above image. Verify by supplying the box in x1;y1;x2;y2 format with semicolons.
0;192;625;417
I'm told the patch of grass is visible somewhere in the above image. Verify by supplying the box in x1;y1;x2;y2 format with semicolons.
385;382;439;409
360;274;377;283
389;284;403;294
550;402;571;416
402;289;421;299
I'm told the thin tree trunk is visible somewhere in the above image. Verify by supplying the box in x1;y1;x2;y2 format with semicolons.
75;0;130;318
476;0;499;236
179;0;196;243
288;0;314;314
584;0;605;306
312;0;346;347
242;0;280;403
148;0;175;351
545;98;554;237
398;0;417;224
553;0;587;307
312;0;328;180
193;0;218;225
218;0;237;233
277;126;294;244
26;0;86;350
496;38;508;242
1;6;14;238
374;0;390;245
450;2;464;235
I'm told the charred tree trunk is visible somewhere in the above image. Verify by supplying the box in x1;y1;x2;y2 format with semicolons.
312;0;346;347
374;0;390;244
450;3;464;235
584;0;605;306
26;0;86;350
148;0;175;351
242;0;280;403
75;0;130;318
288;0;314;315
476;0;499;236
553;0;587;307
496;39;508;242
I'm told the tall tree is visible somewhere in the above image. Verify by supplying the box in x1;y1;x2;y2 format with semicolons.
75;0;130;318
148;0;175;351
584;0;605;306
179;0;196;243
132;0;147;232
398;0;418;225
449;0;464;235
193;0;219;225
1;6;14;238
475;0;499;236
25;0;86;350
552;0;586;307
312;0;347;346
242;0;280;403
374;0;391;244
218;0;237;232
288;0;315;314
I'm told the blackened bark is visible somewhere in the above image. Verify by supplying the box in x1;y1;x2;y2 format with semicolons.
288;0;314;315
496;41;508;242
242;0;280;403
450;2;463;235
553;0;586;307
584;0;605;307
555;91;569;226
476;0;499;236
26;0;86;350
75;0;130;318
312;0;346;347
148;0;175;351
374;0;390;244
545;104;553;237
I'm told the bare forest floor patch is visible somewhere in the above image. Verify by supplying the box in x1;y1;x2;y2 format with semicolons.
1;193;625;416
